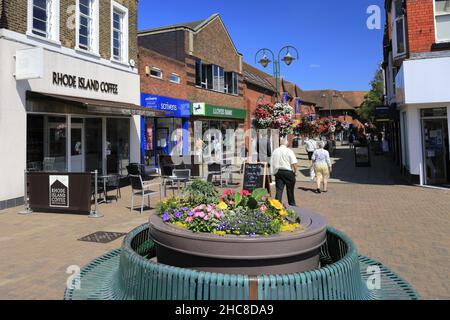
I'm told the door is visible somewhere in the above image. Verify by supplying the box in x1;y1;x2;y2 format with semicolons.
71;119;84;172
422;118;449;186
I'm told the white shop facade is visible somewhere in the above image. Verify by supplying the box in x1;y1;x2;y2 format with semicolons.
396;55;450;188
0;31;157;210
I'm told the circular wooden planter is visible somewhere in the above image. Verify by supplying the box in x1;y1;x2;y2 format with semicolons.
148;207;327;275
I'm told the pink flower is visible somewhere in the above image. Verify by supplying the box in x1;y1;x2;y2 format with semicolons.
214;212;223;219
228;201;235;206
195;212;205;218
240;190;251;196
224;189;234;196
260;205;268;212
204;215;210;221
185;217;193;223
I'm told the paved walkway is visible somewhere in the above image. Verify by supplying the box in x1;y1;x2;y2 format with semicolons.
0;146;449;299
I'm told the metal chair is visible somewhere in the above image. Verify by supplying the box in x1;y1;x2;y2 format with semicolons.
164;169;191;195
106;174;122;202
207;162;224;186
129;175;162;214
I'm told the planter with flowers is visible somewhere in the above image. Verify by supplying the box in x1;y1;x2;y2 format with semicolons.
149;180;327;275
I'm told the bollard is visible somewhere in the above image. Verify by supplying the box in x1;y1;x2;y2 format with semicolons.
89;170;104;219
19;170;33;215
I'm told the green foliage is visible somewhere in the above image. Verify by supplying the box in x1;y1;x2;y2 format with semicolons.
252;188;268;202
357;66;385;122
182;179;220;205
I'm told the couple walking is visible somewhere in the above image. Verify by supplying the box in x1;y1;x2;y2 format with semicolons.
306;138;333;194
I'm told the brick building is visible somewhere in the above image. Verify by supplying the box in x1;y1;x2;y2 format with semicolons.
138;14;247;160
0;0;154;210
383;0;450;187
138;47;191;166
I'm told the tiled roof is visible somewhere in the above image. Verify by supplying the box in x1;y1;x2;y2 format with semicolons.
300;90;367;111
139;14;219;34
243;63;275;92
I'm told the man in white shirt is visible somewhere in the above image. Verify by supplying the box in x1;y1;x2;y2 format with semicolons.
305;138;317;161
270;138;298;206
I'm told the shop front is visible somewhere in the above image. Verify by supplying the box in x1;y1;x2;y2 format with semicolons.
141;93;191;167
190;103;247;161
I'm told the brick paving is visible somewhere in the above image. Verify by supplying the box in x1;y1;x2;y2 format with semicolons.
0;145;449;300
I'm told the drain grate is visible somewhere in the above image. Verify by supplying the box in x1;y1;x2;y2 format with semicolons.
78;231;127;244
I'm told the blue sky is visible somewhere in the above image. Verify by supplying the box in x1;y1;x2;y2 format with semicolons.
138;0;385;91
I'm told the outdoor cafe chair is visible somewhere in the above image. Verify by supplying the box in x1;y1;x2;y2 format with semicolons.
207;162;226;186
106;174;122;202
164;169;191;195
129;175;162;214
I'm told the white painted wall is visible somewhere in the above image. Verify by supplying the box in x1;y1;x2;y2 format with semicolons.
0;37;140;202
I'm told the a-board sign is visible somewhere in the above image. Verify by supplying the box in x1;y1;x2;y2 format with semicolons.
242;162;270;193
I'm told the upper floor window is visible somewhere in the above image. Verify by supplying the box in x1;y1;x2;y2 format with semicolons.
169;73;181;84
111;1;129;63
27;0;60;42
149;67;163;79
77;0;99;53
435;0;450;42
392;0;406;56
195;59;238;95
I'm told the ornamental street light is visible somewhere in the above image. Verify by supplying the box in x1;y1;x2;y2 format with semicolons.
255;46;300;102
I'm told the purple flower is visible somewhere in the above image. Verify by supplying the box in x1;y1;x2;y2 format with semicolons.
162;213;171;222
181;207;189;212
187;211;195;217
174;211;183;219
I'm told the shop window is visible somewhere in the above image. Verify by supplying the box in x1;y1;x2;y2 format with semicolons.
111;1;129;63
77;0;99;53
435;0;450;42
169;73;181;84
107;118;130;175
27;0;60;42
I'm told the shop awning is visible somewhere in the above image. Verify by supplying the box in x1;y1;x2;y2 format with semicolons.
27;91;170;117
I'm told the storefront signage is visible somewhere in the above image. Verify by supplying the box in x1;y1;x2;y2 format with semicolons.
15;48;44;80
191;103;247;120
52;72;118;95
141;93;190;118
49;175;69;208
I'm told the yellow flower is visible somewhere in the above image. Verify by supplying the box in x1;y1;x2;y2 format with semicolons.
213;230;227;236
279;210;288;217
268;198;284;210
217;202;228;210
173;222;188;229
280;222;302;233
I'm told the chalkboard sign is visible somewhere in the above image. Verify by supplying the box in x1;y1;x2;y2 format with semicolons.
242;162;269;193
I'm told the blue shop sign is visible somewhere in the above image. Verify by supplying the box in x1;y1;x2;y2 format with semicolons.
141;93;190;118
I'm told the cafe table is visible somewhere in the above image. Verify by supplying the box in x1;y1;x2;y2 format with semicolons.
97;174;113;204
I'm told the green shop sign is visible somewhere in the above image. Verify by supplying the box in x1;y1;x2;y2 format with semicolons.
191;103;247;120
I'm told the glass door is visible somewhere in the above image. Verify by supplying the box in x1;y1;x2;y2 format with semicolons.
85;118;103;174
422;118;450;186
70;118;84;172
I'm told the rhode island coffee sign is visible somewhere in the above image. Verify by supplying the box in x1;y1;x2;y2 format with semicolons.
52;72;119;95
49;175;69;208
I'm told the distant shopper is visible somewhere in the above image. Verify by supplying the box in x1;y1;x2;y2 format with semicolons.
348;133;355;149
305;138;317;161
312;141;332;194
271;138;298;206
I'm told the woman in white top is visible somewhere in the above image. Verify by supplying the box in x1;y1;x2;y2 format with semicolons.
311;141;332;194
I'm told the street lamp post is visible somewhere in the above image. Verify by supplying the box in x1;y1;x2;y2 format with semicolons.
255;46;300;102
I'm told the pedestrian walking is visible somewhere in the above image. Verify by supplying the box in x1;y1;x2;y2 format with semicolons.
305;137;317;161
270;138;298;206
312;141;332;194
348;132;355;149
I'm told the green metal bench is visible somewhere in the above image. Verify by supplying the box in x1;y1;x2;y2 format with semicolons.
64;224;419;300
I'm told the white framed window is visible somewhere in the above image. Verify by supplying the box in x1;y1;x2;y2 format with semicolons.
76;0;99;53
392;0;406;57
150;67;163;79
169;73;181;84
434;0;450;42
111;1;129;63
27;0;60;42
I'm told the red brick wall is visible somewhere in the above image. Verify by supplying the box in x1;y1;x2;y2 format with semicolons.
406;0;436;53
243;83;276;131
139;47;188;100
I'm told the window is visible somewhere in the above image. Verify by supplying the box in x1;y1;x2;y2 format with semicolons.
27;0;60;41
169;73;181;84
111;2;129;63
392;0;406;56
435;0;450;42
150;67;163;79
195;59;237;94
78;0;98;52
